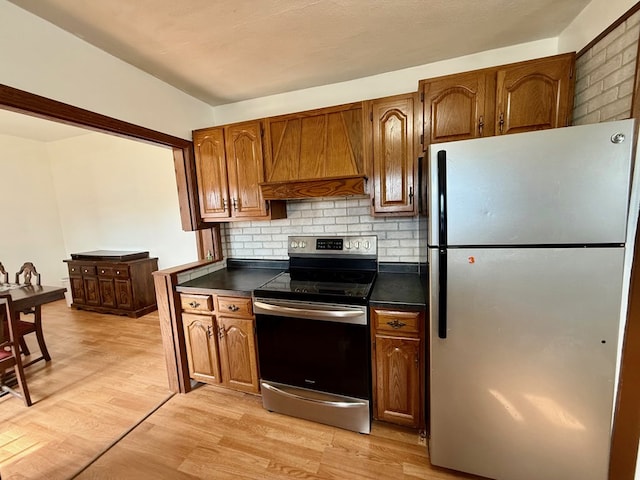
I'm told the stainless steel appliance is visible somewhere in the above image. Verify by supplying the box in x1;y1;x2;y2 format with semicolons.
253;235;377;434
426;119;637;480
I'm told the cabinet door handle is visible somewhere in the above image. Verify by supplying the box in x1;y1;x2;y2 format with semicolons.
409;187;414;204
223;198;228;211
227;304;239;312
207;325;213;338
498;112;504;134
478;115;484;136
387;319;406;329
189;301;200;308
232;198;238;211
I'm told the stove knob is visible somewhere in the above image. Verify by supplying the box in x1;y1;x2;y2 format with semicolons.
363;240;370;250
354;241;360;250
345;241;352;249
300;241;307;248
290;241;298;249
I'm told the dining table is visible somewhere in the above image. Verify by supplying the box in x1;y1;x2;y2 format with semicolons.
0;283;67;312
0;283;66;394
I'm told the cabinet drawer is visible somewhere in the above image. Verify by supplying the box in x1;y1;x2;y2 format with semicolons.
180;294;214;313
373;309;421;335
80;265;96;275
97;266;114;276
112;266;130;278
218;296;253;317
68;264;82;275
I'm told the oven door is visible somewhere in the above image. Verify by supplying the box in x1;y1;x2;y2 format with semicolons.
254;297;372;433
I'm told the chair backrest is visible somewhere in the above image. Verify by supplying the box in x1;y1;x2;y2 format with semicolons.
0;262;7;284
0;293;32;406
15;262;41;286
0;294;11;344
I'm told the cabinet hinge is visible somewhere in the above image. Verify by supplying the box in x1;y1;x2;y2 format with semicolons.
371;197;375;206
420;91;424;102
569;65;574;79
370;111;373;122
420;133;424;145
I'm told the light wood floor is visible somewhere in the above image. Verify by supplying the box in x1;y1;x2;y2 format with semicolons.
0;300;481;480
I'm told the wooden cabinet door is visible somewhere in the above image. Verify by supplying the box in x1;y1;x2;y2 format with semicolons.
182;313;221;384
69;276;85;304
224;121;268;219
217;315;259;393
370;94;418;215
98;278;116;307
374;335;421;427
83;276;100;306
114;279;133;309
495;54;574;135
193;127;231;219
422;70;494;146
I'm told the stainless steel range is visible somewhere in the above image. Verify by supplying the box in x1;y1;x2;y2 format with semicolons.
253;235;377;434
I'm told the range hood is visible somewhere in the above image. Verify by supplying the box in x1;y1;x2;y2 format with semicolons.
260;175;367;200
260;102;368;200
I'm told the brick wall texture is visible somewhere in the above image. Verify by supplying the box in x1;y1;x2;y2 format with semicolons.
223;196;420;263
573;10;640;125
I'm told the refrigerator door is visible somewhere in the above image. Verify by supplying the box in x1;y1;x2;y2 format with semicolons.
428;246;624;480
427;119;634;247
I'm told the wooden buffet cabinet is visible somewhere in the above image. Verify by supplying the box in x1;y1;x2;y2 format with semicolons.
371;306;425;429
65;250;158;318
180;292;260;394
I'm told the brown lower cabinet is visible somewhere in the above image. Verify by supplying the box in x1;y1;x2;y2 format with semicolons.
371;306;425;428
180;293;259;394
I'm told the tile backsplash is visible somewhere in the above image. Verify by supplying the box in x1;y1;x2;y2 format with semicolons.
222;196;419;262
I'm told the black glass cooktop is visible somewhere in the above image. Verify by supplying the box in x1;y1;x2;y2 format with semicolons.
254;271;376;305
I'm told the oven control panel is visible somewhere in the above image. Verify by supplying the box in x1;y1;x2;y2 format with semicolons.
288;235;377;256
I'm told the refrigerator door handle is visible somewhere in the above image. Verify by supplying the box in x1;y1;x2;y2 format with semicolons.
438;248;447;339
437;150;448;339
437;150;448;246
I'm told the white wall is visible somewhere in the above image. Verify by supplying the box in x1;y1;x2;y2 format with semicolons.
1;132;197;284
0;0;214;140
559;0;639;52
0;135;67;282
47;133;198;271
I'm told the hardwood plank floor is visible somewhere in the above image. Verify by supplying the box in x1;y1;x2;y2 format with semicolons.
0;300;481;480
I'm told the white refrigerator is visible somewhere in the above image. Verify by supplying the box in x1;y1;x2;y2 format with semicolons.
427;119;637;480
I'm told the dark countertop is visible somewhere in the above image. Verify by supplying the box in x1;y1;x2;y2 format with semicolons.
369;272;427;310
176;266;283;297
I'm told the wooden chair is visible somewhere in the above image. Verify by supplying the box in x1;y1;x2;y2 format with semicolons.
0;262;8;284
14;262;50;366
0;294;32;406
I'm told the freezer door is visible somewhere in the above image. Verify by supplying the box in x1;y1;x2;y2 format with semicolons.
428;119;634;246
428;246;624;480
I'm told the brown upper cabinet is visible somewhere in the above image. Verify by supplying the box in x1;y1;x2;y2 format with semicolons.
420;53;575;147
192;120;286;222
261;102;368;199
365;93;420;216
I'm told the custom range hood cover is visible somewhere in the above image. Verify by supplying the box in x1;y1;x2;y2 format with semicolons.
260;102;368;200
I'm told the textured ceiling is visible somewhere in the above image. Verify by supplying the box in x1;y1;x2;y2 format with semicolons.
9;0;591;107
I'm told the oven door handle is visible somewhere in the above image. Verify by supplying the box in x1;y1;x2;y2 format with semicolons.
261;382;368;408
254;300;364;321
